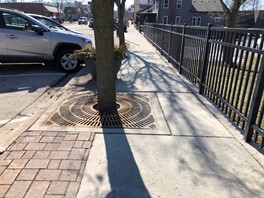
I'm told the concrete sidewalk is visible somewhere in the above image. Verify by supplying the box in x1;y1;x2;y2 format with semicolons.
0;26;263;198
77;27;264;197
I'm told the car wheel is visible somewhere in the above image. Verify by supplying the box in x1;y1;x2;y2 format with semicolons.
55;48;80;73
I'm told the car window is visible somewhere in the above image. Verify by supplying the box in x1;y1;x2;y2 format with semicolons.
33;16;65;30
44;19;65;30
2;12;34;32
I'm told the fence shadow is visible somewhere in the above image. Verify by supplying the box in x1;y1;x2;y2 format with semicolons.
78;46;263;197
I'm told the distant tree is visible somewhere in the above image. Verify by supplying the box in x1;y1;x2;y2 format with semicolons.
115;0;126;46
52;0;64;17
219;0;253;66
219;0;261;27
92;0;116;112
219;0;246;27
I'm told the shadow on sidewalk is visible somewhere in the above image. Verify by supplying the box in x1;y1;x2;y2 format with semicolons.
100;111;151;198
78;48;263;197
78;50;184;93
118;50;183;92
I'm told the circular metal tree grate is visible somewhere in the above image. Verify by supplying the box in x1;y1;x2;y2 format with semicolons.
45;92;157;129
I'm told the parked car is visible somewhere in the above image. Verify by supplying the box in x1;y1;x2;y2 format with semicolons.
88;19;93;28
0;7;92;72
50;17;63;24
78;17;88;25
29;13;80;34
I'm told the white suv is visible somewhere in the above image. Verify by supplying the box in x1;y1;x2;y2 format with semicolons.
78;17;88;25
0;8;92;72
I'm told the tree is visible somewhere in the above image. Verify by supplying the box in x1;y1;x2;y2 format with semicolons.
219;0;262;27
115;0;126;46
92;0;116;113
52;0;64;17
219;0;247;66
218;0;262;66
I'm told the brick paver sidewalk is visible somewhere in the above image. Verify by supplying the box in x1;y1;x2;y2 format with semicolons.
0;130;94;198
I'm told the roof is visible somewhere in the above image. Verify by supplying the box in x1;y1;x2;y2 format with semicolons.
137;5;153;13
44;5;58;13
191;0;223;12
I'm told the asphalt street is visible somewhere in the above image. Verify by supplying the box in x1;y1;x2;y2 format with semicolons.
0;22;94;127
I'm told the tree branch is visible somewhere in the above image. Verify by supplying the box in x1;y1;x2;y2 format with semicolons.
219;0;231;16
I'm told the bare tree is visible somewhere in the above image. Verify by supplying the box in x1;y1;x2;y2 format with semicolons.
219;0;247;27
92;0;116;112
52;0;64;17
115;0;126;46
219;0;261;66
219;0;262;27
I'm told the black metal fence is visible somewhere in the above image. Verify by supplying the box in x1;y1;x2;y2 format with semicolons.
144;23;264;149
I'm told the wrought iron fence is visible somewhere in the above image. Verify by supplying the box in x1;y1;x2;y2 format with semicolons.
144;23;264;149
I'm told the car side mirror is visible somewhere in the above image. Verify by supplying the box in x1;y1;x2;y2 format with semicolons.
32;25;44;35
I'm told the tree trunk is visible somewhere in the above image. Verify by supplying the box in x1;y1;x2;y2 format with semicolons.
115;0;126;46
219;0;242;66
118;1;126;46
219;0;246;28
92;0;116;113
222;31;236;67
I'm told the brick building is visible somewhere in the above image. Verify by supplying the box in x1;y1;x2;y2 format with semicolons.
0;3;59;17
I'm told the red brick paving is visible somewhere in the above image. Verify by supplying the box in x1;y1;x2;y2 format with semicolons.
0;131;93;198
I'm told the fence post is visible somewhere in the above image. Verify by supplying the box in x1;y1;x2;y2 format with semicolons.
161;23;165;55
155;24;159;46
244;56;264;142
168;23;173;62
151;24;154;43
199;24;212;94
179;24;186;74
151;24;154;41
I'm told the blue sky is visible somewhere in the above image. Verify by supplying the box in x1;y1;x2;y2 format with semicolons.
126;0;134;7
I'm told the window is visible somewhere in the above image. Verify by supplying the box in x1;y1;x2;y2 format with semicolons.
163;16;168;24
215;17;220;23
2;12;34;31
176;0;182;9
175;16;181;25
192;16;201;26
163;0;169;9
197;17;201;25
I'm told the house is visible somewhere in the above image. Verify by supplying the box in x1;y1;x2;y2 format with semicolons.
64;7;78;21
0;3;61;17
136;6;157;25
157;0;225;26
133;0;152;23
132;0;158;25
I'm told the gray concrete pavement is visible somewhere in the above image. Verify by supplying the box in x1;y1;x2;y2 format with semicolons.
0;74;64;126
78;134;263;198
76;26;264;197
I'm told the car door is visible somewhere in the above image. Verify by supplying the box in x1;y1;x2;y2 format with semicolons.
1;11;52;61
0;12;8;59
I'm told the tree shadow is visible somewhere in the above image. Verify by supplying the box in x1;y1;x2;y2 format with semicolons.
77;44;263;197
72;49;188;94
99;110;151;198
